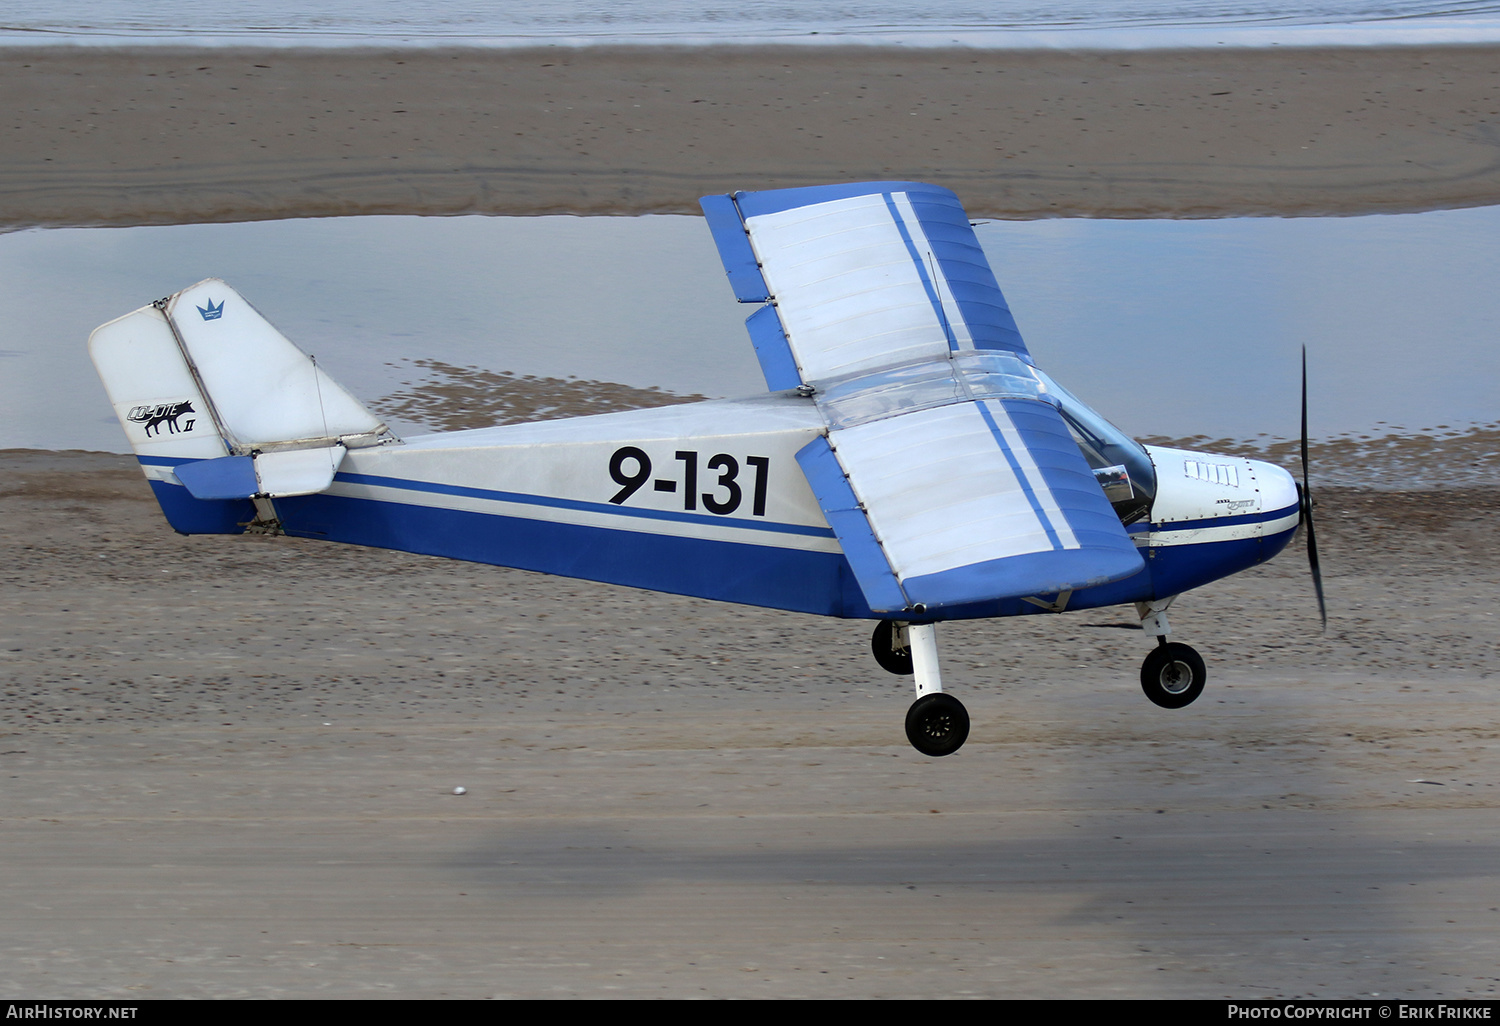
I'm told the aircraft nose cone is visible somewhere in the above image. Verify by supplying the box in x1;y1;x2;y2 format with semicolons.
1250;458;1300;517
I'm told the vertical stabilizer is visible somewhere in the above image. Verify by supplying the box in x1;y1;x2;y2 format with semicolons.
161;279;388;451
90;279;395;534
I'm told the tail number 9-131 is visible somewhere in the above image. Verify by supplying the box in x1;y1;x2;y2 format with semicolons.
609;447;769;517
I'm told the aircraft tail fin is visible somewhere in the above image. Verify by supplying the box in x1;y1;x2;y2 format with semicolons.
89;279;395;534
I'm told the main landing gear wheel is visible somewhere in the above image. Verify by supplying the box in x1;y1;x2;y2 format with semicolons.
871;620;914;676
905;693;970;757
1140;643;1207;709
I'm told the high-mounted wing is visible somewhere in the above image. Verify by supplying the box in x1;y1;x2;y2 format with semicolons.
702;182;1144;613
701;181;1027;390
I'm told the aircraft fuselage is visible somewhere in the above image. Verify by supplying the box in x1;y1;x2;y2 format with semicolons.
137;392;1299;620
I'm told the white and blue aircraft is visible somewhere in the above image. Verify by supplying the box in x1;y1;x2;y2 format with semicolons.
90;181;1320;756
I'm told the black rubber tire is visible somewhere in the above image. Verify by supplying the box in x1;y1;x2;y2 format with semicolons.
871;620;914;676
904;693;970;757
1140;643;1207;709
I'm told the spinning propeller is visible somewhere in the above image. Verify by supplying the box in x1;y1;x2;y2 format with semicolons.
1300;347;1327;630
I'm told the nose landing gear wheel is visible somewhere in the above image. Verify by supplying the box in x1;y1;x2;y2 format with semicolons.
871;620;914;676
1140;643;1206;709
905;693;970;756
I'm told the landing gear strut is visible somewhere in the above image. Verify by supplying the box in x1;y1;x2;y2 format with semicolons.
883;621;970;757
1135;598;1206;709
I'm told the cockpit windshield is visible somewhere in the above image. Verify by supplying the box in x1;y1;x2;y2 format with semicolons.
1033;370;1156;524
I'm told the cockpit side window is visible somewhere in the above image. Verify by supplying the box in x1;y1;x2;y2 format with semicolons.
1037;372;1156;525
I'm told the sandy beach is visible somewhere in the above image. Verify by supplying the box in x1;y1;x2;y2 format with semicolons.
4;44;1500;228
1;449;1498;997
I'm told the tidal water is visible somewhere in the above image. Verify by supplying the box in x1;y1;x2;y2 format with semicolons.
5;0;1500;47
5;2;1497;467
3;207;1496;461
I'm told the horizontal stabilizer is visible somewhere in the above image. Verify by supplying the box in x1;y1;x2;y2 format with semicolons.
254;447;347;496
176;447;347;500
176;455;257;500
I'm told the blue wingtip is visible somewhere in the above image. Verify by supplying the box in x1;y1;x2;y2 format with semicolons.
699;193;770;303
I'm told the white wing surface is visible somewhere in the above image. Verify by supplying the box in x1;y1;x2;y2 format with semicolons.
704;183;1144;613
701;182;1027;390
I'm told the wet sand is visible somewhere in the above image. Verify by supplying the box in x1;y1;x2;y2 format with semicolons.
4;44;1500;228
2;449;1498;998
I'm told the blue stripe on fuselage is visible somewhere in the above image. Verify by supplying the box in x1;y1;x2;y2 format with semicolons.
274;489;1291;620
274;489;869;618
1143;522;1298;598
334;472;836;540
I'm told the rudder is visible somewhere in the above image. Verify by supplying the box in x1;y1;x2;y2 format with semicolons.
89;279;396;534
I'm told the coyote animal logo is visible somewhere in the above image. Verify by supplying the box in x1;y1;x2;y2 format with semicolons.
127;400;197;437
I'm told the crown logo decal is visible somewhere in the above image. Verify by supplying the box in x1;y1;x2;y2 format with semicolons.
197;298;224;321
